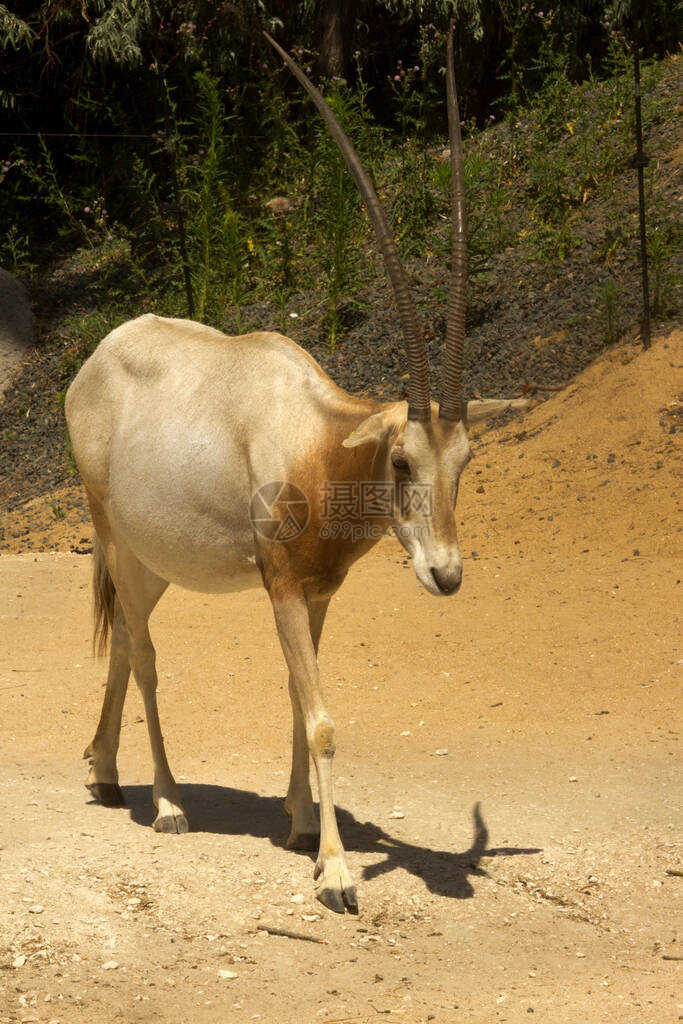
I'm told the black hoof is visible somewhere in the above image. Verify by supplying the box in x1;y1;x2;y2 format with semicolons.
286;831;320;852
87;782;125;807
317;887;344;914
316;885;358;915
153;813;189;834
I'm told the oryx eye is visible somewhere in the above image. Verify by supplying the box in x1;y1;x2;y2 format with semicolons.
391;452;410;473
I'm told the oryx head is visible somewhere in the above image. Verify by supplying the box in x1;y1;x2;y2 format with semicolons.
267;28;471;597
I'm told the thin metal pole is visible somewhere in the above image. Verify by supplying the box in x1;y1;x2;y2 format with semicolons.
631;23;651;349
148;0;194;319
158;70;195;320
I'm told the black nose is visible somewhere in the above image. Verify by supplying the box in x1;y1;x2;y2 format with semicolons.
431;566;462;595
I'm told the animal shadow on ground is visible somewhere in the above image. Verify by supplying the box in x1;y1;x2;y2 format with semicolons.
117;784;541;901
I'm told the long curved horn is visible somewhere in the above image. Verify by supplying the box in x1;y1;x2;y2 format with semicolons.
439;23;467;422
265;32;431;422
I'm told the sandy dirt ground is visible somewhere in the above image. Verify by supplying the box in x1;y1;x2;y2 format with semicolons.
1;332;681;1023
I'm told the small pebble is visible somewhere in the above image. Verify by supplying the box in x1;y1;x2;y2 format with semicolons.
28;904;44;914
390;810;405;819
290;893;305;904
435;748;449;756
101;960;119;970
218;969;238;980
12;955;26;968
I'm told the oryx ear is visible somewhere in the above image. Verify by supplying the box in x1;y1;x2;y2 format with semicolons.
341;403;406;448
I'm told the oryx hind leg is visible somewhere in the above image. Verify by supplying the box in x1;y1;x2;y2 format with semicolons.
285;597;330;851
85;513;184;832
84;594;131;807
110;550;186;833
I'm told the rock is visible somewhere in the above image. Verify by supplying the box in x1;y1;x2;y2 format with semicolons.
390;810;405;819
100;960;119;970
435;748;449;756
12;954;26;968
290;893;305;904
265;196;295;214
28;904;44;913
218;969;238;980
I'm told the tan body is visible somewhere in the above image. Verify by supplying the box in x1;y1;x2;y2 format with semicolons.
69;315;383;592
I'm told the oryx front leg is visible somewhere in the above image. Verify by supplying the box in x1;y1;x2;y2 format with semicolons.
271;586;357;914
285;674;320;850
285;598;330;851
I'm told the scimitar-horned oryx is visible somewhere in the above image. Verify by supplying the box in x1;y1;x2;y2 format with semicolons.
66;30;516;914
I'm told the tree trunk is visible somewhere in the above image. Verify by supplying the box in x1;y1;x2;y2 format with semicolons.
314;0;355;79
